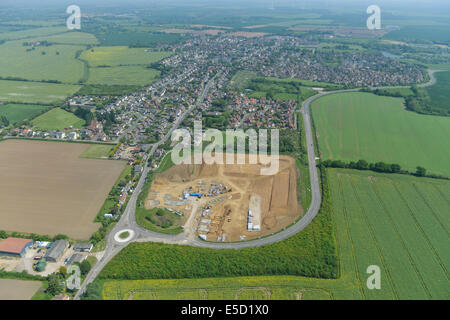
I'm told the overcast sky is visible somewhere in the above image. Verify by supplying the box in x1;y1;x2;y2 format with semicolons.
1;0;449;14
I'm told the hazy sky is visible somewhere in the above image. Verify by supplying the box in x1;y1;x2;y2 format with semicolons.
1;0;449;14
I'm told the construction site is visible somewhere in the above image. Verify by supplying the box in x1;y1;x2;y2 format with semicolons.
145;154;304;242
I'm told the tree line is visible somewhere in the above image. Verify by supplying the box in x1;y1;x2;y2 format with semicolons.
321;159;447;179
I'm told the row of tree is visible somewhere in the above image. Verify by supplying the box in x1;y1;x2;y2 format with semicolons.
321;159;429;177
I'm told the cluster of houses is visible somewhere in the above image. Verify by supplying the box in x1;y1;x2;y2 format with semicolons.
229;95;297;129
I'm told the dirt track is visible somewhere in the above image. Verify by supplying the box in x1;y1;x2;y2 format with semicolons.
147;154;303;242
0;140;125;239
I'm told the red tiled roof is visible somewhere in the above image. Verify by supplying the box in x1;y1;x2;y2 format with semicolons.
0;237;32;254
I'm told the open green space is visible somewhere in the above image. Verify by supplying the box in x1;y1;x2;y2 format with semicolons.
101;169;450;300
87;66;160;86
80;144;114;159
80;46;172;67
425;71;450;113
0;80;81;104
230;70;257;89
136;207;184;235
0;40;86;83
312;92;450;176
0;26;67;42
0;103;50;124
31;32;99;45
31;107;84;130
76;84;142;96
383;25;450;44
246;77;318;103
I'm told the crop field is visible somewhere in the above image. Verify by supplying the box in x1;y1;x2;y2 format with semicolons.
87;66;160;86
0;26;67;42
0;40;86;83
0;80;81;104
425;71;450;112
328;169;449;299
31;32;99;45
31;107;84;130
383;25;450;44
0;103;49;124
312;92;450;176
80;46;172;67
101;169;449;300
0;140;126;239
102;277;331;300
0;279;42;300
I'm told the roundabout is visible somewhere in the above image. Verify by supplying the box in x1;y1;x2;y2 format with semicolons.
114;229;135;243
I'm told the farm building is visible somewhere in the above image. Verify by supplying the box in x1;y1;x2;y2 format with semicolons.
44;240;68;262
0;237;33;257
73;243;93;252
66;254;85;265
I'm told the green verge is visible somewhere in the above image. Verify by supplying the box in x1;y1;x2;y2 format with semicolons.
135;152;183;235
136;207;184;235
91;164;133;251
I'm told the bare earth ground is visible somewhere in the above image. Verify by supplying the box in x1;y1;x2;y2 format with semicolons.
0;140;125;239
0;279;41;300
146;154;303;242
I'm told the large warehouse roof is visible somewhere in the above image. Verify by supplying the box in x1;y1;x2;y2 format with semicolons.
0;237;32;254
45;239;68;261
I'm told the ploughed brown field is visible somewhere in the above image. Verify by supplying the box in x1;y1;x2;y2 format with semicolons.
147;154;303;242
0;140;125;239
0;279;41;300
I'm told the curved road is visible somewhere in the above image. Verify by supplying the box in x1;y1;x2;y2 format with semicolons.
75;70;439;298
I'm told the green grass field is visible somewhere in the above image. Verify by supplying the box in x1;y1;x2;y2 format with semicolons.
383;25;450;44
0;40;86;83
102;169;450;300
0;80;81;104
0;103;50;124
87;66;160;86
80;46;172;67
425;71;450;112
0;26;67;42
31;107;84;130
31;32;99;45
230;70;257;89
312;92;450;176
80;144;114;159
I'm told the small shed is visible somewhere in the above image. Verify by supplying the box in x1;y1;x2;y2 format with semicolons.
73;243;93;253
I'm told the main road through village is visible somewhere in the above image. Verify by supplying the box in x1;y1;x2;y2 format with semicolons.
75;69;440;299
